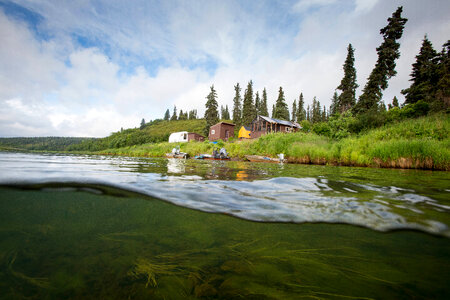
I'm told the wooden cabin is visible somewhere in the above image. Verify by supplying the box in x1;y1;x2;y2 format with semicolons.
250;116;301;139
209;122;235;141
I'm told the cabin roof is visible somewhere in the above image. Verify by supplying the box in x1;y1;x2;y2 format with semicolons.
213;121;235;127
259;116;301;128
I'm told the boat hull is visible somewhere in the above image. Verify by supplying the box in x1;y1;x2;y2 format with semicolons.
166;153;189;159
245;155;285;163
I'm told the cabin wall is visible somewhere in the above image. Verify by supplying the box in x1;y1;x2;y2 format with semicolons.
209;123;235;141
188;133;205;142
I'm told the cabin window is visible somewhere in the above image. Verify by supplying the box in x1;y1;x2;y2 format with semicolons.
211;129;215;134
183;133;187;140
285;127;291;132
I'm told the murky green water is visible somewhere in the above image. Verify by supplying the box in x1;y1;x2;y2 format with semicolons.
1;187;449;299
0;152;449;298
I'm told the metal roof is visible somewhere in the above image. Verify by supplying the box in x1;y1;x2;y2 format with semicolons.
259;116;301;128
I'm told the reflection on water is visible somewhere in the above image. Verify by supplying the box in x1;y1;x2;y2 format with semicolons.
0;152;449;236
0;186;449;299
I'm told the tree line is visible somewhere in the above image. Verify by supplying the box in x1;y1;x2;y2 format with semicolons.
149;6;447;138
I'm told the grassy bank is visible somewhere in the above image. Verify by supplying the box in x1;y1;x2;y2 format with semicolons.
97;114;449;170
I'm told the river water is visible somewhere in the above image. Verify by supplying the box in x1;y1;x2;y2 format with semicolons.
0;152;449;299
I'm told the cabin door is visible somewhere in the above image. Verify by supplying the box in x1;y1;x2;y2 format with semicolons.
225;130;229;140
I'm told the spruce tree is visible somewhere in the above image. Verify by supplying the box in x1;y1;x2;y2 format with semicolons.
401;36;439;104
306;104;310;122
355;7;407;114
232;83;242;126
242;81;256;126
220;105;225;119
179;109;187;120
255;91;261;116
392;96;399;107
296;93;306;122
330;91;339;115
164;109;170;120
435;40;450;108
224;105;230;120
140;118;146;129
170;105;177;121
337;44;358;113
204;85;219;136
260;88;269;116
272;104;276;118
291;99;297;122
322;105;327;122
273;87;290;120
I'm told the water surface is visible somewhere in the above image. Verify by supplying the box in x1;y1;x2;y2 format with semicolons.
0;152;449;299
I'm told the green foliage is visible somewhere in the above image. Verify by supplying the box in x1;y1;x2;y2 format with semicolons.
164;109;170;120
242;81;256;126
337;44;358;113
312;122;331;136
300;120;312;132
170;106;178;121
273;87;290;120
204;85;219;136
0;137;93;151
402;36;439;105
232;83;242;126
260;88;269;117
140;118;146;129
355;7;407;114
296;93;306;122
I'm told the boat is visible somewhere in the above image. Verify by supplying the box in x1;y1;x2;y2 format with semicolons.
194;154;230;160
166;152;189;159
245;155;286;163
194;147;230;160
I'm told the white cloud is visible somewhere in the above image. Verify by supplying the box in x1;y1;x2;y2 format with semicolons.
1;0;450;137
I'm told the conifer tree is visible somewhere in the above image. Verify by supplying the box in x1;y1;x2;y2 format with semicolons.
296;93;306;122
401;36;439;104
232;83;242;126
306;104;310;122
242;81;256;126
204;85;219;136
392;96;399;107
179;109;187;120
164;109;170;120
224;105;230;120
140;118;146;129
170;105;177;121
337;44;358;113
322;105;327;122
355;7;407;114
311;97;322;123
260;88;269;116
254;91;261;116
330;91;339;115
273;87;290;120
189;109;197;120
291;99;297;122
272;104;276;118
435;40;450;108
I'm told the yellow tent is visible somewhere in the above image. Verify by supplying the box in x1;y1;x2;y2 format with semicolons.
238;126;251;139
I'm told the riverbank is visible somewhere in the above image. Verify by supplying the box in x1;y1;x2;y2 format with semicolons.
96;114;449;171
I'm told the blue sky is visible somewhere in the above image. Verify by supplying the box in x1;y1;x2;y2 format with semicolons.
0;0;449;137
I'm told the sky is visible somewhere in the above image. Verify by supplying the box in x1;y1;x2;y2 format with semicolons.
0;0;449;137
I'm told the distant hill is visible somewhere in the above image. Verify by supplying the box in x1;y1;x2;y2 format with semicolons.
0;137;94;151
67;119;207;152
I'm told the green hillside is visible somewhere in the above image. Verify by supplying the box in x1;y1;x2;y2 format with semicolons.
0;137;93;151
67;119;207;151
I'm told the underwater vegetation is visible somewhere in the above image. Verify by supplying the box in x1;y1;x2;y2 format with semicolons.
0;186;449;299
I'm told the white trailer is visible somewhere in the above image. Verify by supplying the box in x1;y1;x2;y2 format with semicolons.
168;131;189;143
